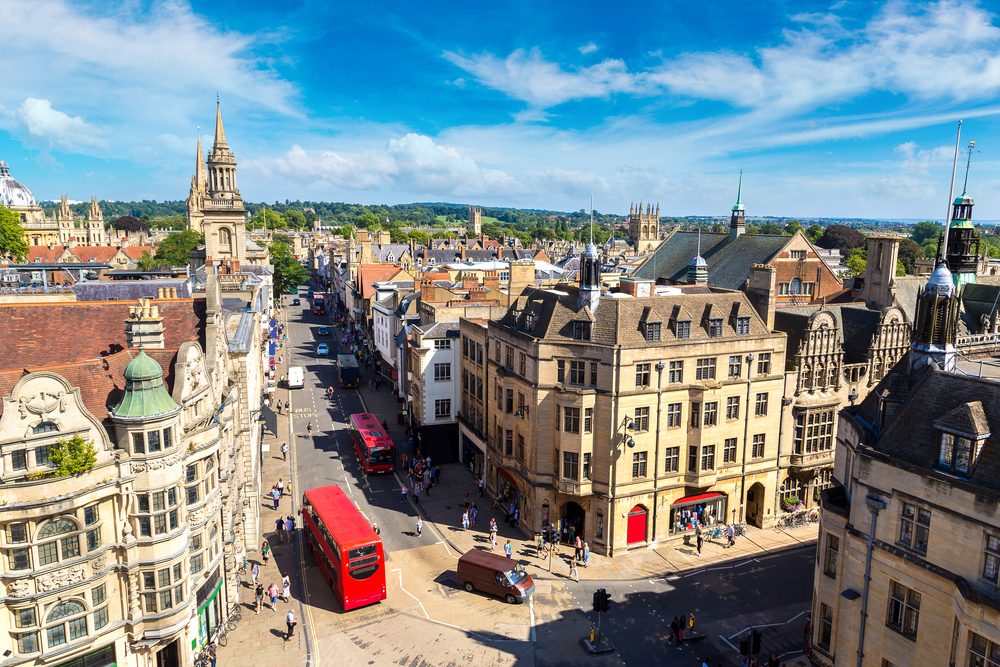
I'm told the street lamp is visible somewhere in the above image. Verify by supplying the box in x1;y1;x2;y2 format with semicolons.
739;353;755;524
619;416;636;448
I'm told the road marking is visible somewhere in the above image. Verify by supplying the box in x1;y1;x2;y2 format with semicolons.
529;596;536;643
726;609;809;640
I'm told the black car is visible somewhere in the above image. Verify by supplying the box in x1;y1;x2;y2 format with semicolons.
292;298;300;305
318;326;329;336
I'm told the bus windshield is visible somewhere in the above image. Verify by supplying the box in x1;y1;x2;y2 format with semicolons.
368;447;393;467
505;564;527;585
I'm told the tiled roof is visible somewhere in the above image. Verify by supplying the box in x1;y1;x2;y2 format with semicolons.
417;321;461;338
72;280;193;301
505;286;773;347
357;264;408;299
0;300;205;370
633;231;792;289
935;401;991;437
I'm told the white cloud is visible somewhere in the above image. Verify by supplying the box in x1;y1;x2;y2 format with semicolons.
579;42;599;55
442;47;642;108
17;98;109;150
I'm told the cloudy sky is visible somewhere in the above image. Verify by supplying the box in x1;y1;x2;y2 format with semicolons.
2;0;1000;219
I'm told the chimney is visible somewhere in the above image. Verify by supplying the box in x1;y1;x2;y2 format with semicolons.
747;264;776;331
157;287;165;299
859;236;899;311
124;298;166;348
468;286;487;302
170;287;178;299
461;245;466;261
421;277;435;303
482;270;500;293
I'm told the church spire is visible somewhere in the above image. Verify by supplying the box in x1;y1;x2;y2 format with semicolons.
195;128;207;192
729;169;746;241
213;100;227;148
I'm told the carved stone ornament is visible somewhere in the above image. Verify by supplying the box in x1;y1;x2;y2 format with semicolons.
7;579;32;598
36;563;86;592
128;572;141;618
130;452;180;473
91;553;108;573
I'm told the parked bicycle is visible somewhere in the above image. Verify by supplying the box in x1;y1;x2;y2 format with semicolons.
732;522;748;537
708;525;725;541
214;622;228;647
194;650;211;667
225;604;241;632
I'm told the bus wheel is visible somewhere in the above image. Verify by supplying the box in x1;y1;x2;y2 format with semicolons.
505;593;517;604
463;581;475;593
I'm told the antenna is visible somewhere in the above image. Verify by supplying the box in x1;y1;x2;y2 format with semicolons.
961;140;978;195
939;121;962;265
590;194;594;246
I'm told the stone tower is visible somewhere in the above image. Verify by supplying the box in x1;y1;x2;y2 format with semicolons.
859;236;900;311
86;196;105;246
946;188;980;288
729;171;746;241
57;195;74;245
628;202;659;253
468;206;482;236
200;102;247;271
186;132;208;234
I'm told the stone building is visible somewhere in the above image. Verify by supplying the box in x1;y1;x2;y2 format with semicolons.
408;322;461;464
468;206;482;237
628;202;660;254
810;257;1000;666
458;319;489;480
484;240;787;555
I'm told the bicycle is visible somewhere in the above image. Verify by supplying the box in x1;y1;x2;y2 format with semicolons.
214;622;228;647
732;522;748;537
226;604;242;632
708;525;725;541
194;650;211;667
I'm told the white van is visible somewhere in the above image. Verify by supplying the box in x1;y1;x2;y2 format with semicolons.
287;366;304;389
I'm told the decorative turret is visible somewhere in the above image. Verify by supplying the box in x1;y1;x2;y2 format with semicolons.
578;198;602;312
945;142;980;287
908;263;959;385
687;229;708;285
112;347;180;420
729;170;746;241
628;200;659;252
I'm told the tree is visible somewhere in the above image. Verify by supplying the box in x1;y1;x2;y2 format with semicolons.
758;222;784;235
807;225;825;244
283;210;307;230
785;220;802;235
817;224;865;254
49;434;98;477
407;230;431;245
389;228;409;243
248;209;285;230
845;249;867;276
0;206;29;261
151;215;186;231
270;240;309;296
911;221;943;246
153;230;204;266
112;215;148;232
136;251;170;271
896;259;907;277
897;238;924;274
356;211;380;228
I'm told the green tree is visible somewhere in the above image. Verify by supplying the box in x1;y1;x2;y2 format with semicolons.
283;210;307;230
151;215;186;231
356;211;380;228
49;434;98;477
807;225;825;244
0;206;30;261
389;228;409;243
758;222;784;235
153;230;204;266
136;251;170;271
897;238;924;274
271;240;309;296
249;209;285;230
785;220;802;235
911;221;943;246
845;246;867;276
896;259;907;277
408;230;431;245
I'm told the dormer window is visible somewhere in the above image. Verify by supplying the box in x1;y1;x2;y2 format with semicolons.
644;322;661;341
675;320;691;339
934;401;990;476
573;321;591;341
736;317;751;335
708;318;724;337
938;433;973;473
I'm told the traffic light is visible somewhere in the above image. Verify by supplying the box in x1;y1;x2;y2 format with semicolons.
751;629;761;654
739;638;749;656
592;590;602;613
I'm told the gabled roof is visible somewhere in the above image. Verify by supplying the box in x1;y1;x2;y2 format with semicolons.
935;401;991;438
633;231;792;289
356;264;410;299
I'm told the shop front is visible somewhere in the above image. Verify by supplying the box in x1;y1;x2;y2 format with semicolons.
195;566;223;648
495;466;520;512
669;492;728;536
461;432;484;479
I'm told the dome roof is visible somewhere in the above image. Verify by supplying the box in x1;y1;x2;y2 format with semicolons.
689;254;708;267
732;201;745;213
584;242;599;259
925;263;955;297
0;158;37;207
113;348;180;420
954;190;975;207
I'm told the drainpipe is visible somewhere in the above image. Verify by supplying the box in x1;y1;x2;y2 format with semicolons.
651;362;665;542
739;353;755;523
858;494;886;667
773;390;792;522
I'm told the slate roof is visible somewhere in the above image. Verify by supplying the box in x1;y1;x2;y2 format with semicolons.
417;321;461;339
504;286;774;347
633;231;792;290
72;280;193;301
773;303;878;364
893;277;928;322
935;401;991;437
863;369;1000;494
373;244;410;262
424;249;463;264
0;300;205;370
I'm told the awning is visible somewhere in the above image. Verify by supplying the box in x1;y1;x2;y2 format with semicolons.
268;343;276;356
672;492;725;506
269;318;277;327
270;327;278;340
497;466;519;488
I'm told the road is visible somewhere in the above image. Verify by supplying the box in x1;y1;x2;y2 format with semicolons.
282;288;814;667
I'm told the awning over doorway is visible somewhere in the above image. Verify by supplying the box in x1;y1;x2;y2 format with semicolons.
672;491;724;506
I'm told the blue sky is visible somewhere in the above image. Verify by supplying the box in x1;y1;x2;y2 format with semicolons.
3;0;1000;219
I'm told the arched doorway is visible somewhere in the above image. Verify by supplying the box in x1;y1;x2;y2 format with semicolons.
561;502;585;544
626;505;647;545
746;483;765;528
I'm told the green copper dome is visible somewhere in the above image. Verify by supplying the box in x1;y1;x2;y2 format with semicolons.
113;348;180;419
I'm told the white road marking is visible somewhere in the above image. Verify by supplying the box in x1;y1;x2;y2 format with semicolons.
529;596;536;643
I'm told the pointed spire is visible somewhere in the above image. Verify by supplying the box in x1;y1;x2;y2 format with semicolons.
213;100;227;148
732;169;745;212
589;194;594;246
195;128;207;191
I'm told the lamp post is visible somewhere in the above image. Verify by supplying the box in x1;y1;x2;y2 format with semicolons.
739;353;755;524
606;416;636;557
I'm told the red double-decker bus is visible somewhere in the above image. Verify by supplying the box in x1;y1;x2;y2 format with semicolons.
312;294;325;315
348;413;396;474
302;486;386;611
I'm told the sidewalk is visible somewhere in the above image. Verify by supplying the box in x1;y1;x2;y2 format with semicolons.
351;365;819;582
218;302;308;664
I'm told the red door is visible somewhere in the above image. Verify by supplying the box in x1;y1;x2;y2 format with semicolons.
626;505;647;544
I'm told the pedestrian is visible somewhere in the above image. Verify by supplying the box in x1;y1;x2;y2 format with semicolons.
513;506;519;525
281;443;289;461
462;510;470;531
306;422;312;436
400;485;407;503
268;582;279;610
206;641;217;667
767;653;780;667
261;539;271;566
272;486;281;511
368;379;373;391
574;535;582;562
285;515;295;539
477;478;484;497
727;523;735;548
490;530;497;551
469;504;478;527
423;471;431;497
251;562;260;586
372;523;380;536
277;478;285;497
507;505;516;526
401;452;408;471
275;516;285;543
583;542;590;567
285;609;297;640
413;483;420;504
504;540;513;558
569;555;579;582
536;532;545;557
287;480;293;497
416;517;423;537
678;616;686;644
282;573;291;602
255;583;264;614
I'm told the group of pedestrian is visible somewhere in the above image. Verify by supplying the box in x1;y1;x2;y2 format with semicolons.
274;514;296;544
461;493;479;532
403;453;438;504
271;478;291;511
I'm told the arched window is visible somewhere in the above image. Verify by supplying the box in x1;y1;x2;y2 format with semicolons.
37;518;76;540
46;601;85;623
32;422;58;434
45;600;88;648
219;227;233;253
789;277;802;295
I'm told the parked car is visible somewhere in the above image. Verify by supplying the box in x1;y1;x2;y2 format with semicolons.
318;326;329;336
456;550;535;604
316;343;329;356
292;298;300;305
